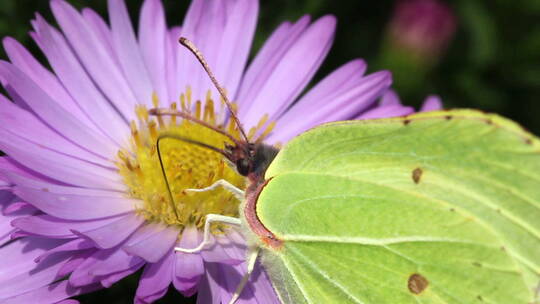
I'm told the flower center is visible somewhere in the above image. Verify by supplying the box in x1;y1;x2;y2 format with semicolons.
116;89;275;229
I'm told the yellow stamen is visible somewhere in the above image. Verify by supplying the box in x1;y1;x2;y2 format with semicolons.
180;94;187;111
170;102;177;126
257;121;277;143
130;121;142;148
195;100;202;119
148;120;158;141
136;105;149;122
186;86;192;107
152;93;165;127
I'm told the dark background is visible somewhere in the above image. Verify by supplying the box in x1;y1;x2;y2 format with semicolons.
0;0;538;303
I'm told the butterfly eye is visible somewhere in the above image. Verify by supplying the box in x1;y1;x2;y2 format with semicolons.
236;159;251;176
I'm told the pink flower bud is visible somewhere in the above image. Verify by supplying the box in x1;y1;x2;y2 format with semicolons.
388;0;457;61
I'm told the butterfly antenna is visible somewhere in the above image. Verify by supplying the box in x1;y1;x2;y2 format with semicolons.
156;135;180;221
149;108;244;148
179;37;250;144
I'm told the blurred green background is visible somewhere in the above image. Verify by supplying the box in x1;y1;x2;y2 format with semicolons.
0;0;538;303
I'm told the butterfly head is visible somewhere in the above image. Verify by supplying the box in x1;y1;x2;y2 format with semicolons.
224;142;279;178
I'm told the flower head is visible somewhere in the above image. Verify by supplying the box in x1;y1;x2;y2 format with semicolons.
0;0;440;303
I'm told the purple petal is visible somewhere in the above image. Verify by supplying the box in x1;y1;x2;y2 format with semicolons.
2;166;109;190
0;130;123;190
173;0;206;100
69;248;131;287
124;224;178;263
195;269;220;304
1;210;31;244
12;214;129;239
2;37;96;130
226;263;279;304
100;261;144;288
50;0;138;120
173;226;204;296
0;237;70;299
269;59;370;133
56;300;81;304
239;16;336;128
3;201;36;215
73;213;144;249
237;16;310;110
31;15;129;146
12;184;139;220
166;27;181;103
0;280;100;304
108;0;153;106
202;262;279;304
57;250;96;278
0;94;113;168
0;188;13;203
0;237;63;271
179;0;228;103
357;104;415;120
215;230;247;261
0;145;67;185
139;0;169;103
35;238;95;263
271;71;392;143
213;0;258;102
284;59;367;111
135;251;174;304
86;248;144;277
81;8;118;65
0;171;9;187
10;230;33;240
201;230;246;265
0;194;35;246
420;95;443;111
379;90;401;106
0;61;118;158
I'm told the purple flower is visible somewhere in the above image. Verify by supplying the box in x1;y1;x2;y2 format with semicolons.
0;0;441;303
388;0;457;62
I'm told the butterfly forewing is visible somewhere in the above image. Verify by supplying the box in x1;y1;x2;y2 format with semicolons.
253;109;540;304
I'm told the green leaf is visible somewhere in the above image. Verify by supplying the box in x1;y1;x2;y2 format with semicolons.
249;109;539;303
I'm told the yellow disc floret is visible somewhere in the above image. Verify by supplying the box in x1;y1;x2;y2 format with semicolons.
117;89;275;229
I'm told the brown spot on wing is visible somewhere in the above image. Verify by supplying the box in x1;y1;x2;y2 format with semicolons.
403;119;411;126
408;273;429;294
412;168;423;184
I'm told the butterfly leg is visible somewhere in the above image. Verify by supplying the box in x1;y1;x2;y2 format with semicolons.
174;214;241;253
185;179;245;201
228;247;261;304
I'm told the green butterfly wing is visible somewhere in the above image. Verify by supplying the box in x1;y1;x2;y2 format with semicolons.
252;110;539;303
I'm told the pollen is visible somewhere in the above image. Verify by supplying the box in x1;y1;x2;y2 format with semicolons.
116;89;275;229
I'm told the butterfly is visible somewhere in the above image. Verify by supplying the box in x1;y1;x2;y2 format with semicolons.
151;37;540;304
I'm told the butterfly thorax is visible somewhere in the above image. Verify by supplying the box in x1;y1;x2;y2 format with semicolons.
233;143;283;249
